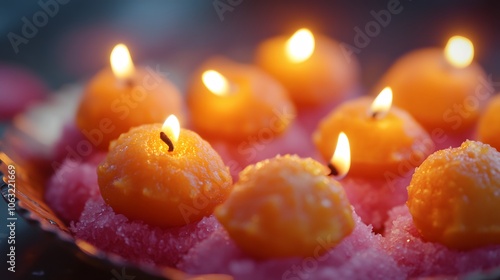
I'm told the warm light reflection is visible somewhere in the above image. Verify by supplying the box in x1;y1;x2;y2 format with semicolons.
444;36;474;68
162;114;180;142
202;70;230;96
330;132;351;179
110;44;135;80
285;28;315;63
370;87;393;119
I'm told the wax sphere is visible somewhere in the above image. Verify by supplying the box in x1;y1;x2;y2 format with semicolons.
477;94;500;151
374;48;489;136
76;50;184;150
187;57;295;142
313;97;433;178
0;64;47;120
256;29;359;108
407;140;500;250
98;123;232;228
215;155;354;259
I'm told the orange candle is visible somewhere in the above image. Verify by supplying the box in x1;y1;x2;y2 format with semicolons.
98;115;232;228
215;154;354;259
76;44;185;150
407;140;500;249
187;57;295;142
374;36;490;138
477;94;500;151
313;87;433;179
255;28;359;108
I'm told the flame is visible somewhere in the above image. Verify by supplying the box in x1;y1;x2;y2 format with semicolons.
444;36;474;68
110;44;135;80
330;132;351;179
370;87;393;119
285;28;315;63
162;114;180;142
202;70;230;96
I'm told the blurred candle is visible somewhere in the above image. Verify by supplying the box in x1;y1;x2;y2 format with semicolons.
374;36;490;148
477;94;500;151
256;28;359;108
76;44;184;150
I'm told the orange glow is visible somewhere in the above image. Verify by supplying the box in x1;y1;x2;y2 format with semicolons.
110;44;135;80
330;132;351;179
444;36;474;68
162;114;180;142
285;28;315;63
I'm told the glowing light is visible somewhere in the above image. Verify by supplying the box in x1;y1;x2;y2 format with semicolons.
444;36;474;68
330;132;351;179
369;87;393;119
110;44;135;80
285;28;315;63
162;114;180;142
202;70;230;96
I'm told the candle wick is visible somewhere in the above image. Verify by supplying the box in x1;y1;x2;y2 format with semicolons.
160;131;174;152
327;163;339;177
371;110;379;119
125;78;134;88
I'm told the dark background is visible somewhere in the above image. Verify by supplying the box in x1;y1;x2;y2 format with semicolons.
1;1;500;279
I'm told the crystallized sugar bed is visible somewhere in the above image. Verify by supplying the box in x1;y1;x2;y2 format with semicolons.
383;205;500;278
179;211;406;280
45;153;105;222
71;198;221;267
341;174;411;231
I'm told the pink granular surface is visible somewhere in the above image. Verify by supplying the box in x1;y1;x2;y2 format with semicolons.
211;122;319;181
45;153;106;222
71;198;221;267
383;205;500;278
179;211;406;280
342;174;411;231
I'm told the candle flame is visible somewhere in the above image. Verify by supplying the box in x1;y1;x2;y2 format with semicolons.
330;132;351;179
110;44;135;80
444;36;474;68
285;28;315;63
162;114;180;142
370;87;393;119
202;70;230;96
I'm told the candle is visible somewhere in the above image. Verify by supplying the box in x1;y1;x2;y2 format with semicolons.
407;140;500;250
313;88;434;230
215;154;354;259
97;115;233;228
477;94;500;151
373;36;490;148
187;57;295;142
76;44;184;150
255;28;359;108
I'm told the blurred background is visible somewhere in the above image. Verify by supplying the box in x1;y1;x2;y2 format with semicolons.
0;0;499;279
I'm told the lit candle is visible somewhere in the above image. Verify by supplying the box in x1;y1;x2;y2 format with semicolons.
313;88;434;230
477;94;500;151
407;140;500;250
97;115;233;228
187;57;295;142
76;44;185;150
374;36;490;148
256;28;359;108
215;154;354;259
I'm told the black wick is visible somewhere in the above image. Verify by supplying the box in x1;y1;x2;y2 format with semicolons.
327;163;339;177
160;132;174;152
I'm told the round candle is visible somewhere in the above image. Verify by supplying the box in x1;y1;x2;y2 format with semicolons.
255;28;359;108
407;140;500;250
477;94;500;151
76;44;184;150
97;115;232;228
187;57;295;142
313;88;433;178
215;155;354;259
374;36;490;136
